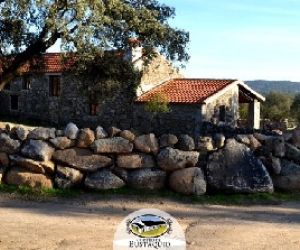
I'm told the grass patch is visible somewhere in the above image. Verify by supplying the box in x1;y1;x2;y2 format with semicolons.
1;184;300;205
0;184;82;199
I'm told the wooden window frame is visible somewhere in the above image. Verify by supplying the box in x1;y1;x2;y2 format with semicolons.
49;75;61;97
22;74;31;90
89;103;99;116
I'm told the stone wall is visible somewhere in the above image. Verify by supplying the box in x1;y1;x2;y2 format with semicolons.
1;122;300;195
132;104;202;136
204;85;239;127
137;54;183;96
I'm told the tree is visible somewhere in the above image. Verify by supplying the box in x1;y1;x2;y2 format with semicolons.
291;94;300;122
0;0;189;90
261;92;293;121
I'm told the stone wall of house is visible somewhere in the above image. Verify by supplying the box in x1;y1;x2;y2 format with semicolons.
132;104;202;136
0;73;135;129
137;54;183;96
204;85;239;127
1;122;300;195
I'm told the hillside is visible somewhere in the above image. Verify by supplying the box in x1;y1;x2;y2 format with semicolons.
245;80;300;94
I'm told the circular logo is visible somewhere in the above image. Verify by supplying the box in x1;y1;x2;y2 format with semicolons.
114;209;186;250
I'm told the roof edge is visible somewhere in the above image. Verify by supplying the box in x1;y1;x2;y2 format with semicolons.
236;80;266;102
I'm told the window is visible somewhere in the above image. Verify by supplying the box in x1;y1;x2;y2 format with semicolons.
10;95;19;110
49;75;60;96
90;103;98;116
219;105;226;122
22;75;31;90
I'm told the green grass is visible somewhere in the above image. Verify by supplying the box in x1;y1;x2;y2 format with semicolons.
1;183;300;205
0;184;82;199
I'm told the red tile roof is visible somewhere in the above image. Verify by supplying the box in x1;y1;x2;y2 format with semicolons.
23;53;76;73
136;78;236;104
0;53;76;75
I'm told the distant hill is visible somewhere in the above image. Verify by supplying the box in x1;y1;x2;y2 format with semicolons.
245;80;300;94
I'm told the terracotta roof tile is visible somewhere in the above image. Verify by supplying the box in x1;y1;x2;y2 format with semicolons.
0;53;76;75
136;78;236;104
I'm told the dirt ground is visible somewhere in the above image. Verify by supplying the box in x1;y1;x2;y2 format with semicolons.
0;194;299;250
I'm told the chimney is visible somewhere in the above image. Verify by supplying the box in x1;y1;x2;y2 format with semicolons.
124;38;143;70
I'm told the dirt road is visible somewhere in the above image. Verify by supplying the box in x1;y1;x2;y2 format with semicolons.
0;194;299;250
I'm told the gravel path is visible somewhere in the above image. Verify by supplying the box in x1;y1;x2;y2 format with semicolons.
0;194;299;250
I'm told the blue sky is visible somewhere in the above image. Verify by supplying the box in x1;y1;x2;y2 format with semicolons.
162;0;300;81
48;0;300;81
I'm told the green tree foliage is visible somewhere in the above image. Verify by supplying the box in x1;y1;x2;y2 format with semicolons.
291;94;300;122
76;52;141;103
261;92;293;121
144;93;170;113
239;103;249;120
0;0;189;90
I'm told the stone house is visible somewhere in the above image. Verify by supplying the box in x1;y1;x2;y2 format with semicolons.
0;49;181;129
135;78;265;135
0;49;264;136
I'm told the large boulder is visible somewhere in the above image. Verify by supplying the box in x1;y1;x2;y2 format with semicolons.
0;152;9;167
0;133;21;154
236;134;251;146
77;128;95;148
91;137;133;154
112;167;129;182
28;127;56;140
159;134;178;148
196;136;214;152
291;129;300;148
272;160;300;191
49;137;75;150
169;167;206;196
270;156;281;175
262;137;285;157
108;126;121;137
236;134;262;151
5;167;53;189
207;139;274;194
119;130;135;142
117;154;155;169
176;134;195;151
52;148;112;172
213;133;226;149
127;168;166;190
95;126;108;139
248;135;262;150
64;122;79;140
55;165;83;189
14;126;29;141
85;168;125;190
134;134;159;154
21;140;54;161
272;137;285;158
285;143;300;164
9;155;55;174
157;147;199;172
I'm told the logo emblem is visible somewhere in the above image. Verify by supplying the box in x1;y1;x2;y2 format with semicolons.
128;214;172;238
114;209;186;250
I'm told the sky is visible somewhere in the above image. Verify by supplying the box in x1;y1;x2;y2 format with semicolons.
48;0;300;81
161;0;300;81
